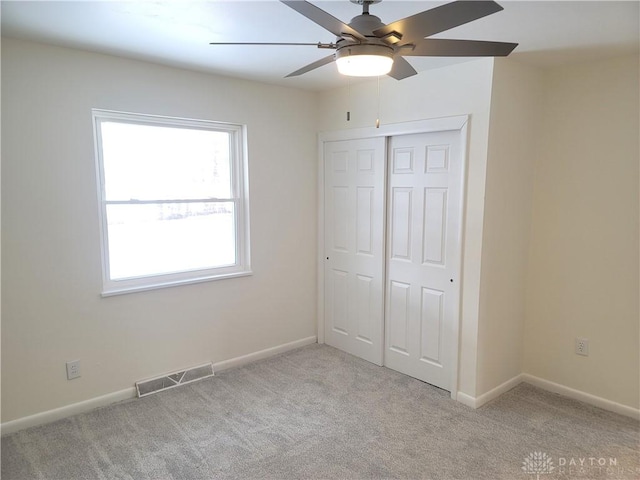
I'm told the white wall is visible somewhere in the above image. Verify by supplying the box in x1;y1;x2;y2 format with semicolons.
318;59;496;398
1;38;319;423
523;55;639;409
476;59;543;395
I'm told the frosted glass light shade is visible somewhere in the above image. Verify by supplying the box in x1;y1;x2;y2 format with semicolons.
336;54;394;77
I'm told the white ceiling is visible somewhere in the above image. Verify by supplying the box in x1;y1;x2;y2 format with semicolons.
2;1;638;91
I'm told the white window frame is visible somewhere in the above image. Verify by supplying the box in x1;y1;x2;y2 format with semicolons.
92;109;251;296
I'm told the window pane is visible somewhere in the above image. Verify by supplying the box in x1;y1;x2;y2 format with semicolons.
106;202;236;280
101;122;232;201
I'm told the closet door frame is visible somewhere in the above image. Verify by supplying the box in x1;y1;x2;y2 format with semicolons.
317;115;469;400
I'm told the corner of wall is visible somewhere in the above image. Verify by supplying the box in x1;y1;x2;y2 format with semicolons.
475;58;543;397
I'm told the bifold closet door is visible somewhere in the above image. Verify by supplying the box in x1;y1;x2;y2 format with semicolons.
384;130;463;391
324;137;385;366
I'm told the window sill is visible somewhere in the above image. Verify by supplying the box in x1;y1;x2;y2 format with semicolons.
101;270;253;297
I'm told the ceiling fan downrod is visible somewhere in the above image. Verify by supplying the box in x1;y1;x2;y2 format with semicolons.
350;0;382;15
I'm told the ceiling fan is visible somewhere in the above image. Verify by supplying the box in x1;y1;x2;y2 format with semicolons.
210;0;518;80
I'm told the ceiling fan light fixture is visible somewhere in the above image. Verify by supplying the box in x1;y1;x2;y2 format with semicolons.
335;44;394;77
336;54;393;76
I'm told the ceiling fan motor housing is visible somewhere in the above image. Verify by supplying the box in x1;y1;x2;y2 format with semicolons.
335;43;394;61
335;13;395;59
347;13;386;37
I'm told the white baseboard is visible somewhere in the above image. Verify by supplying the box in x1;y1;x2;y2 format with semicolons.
1;335;318;436
213;336;317;372
522;374;640;421
0;387;137;436
455;391;477;408
476;374;524;408
457;373;640;421
456;374;523;409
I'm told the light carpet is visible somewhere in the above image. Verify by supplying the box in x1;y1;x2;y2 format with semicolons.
2;344;639;479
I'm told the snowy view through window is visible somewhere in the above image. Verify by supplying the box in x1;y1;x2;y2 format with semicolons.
100;122;235;280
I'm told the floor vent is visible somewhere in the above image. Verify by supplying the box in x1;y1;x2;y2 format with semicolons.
136;363;214;398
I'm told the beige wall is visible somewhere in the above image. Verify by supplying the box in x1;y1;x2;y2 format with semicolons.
318;59;496;397
523;55;640;409
476;59;543;395
3;35;637;426
1;38;319;422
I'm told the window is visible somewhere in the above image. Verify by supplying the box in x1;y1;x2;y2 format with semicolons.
93;109;250;296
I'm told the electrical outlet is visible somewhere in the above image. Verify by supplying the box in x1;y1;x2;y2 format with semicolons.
66;360;81;380
575;338;589;357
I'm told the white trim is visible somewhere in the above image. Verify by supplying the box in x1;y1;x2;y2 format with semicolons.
1;336;317;436
0;387;137;436
316;135;326;344
318;115;469;143
455;374;523;409
100;270;253;297
448;120;469;399
456;373;640;420
455;391;477;409
213;336;317;372
91;108;251;296
477;374;524;408
522;374;640;421
475;374;523;407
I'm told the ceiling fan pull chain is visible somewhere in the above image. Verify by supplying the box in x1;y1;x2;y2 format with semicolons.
347;76;351;122
376;75;381;128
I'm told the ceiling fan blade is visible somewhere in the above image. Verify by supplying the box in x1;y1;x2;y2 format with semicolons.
387;56;418;80
374;1;503;45
286;54;336;77
209;42;331;46
280;0;366;41
404;38;518;57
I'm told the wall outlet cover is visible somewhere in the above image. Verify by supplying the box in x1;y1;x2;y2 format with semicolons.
66;360;81;380
575;337;589;356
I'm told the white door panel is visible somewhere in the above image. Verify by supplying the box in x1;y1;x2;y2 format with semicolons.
322;128;463;390
324;138;385;365
385;130;463;391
